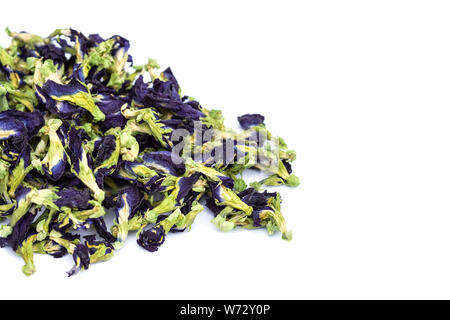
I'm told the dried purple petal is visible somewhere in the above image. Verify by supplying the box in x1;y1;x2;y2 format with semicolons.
55;187;91;209
137;226;165;252
67;244;90;277
237;113;265;129
142;151;185;176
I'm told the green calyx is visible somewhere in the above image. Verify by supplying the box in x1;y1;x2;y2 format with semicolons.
52;91;105;122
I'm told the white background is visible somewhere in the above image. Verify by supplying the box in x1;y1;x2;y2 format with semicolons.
1;0;450;299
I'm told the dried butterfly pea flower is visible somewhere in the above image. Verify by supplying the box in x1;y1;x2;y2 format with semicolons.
39;119;67;181
0;28;298;276
142;151;185;176
43;80;105;122
67;243;90;277
137;225;165;252
112;186;142;248
68;127;105;202
96;95;127;130
237;113;265;130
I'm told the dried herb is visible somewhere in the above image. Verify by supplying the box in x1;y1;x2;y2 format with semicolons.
0;28;299;276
